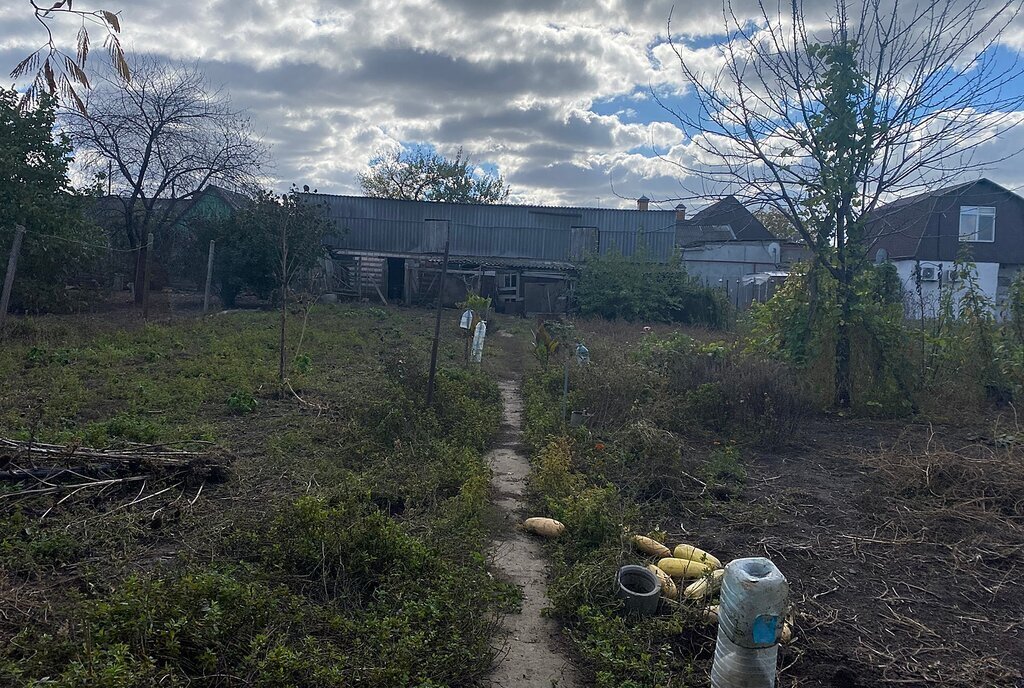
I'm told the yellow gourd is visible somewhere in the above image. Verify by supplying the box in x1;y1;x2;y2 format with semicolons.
646;564;678;599
522;517;565;538
657;557;713;579
683;569;725;599
632;535;672;559
672;544;722;569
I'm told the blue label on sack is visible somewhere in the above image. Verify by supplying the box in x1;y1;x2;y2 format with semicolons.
752;615;779;644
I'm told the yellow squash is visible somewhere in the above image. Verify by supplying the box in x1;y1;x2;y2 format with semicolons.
632;535;672;559
646;564;678;599
657;557;713;579
683;569;725;599
522;517;565;538
672;544;722;569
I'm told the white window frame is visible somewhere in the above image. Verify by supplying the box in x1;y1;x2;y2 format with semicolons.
501;272;518;290
959;206;996;243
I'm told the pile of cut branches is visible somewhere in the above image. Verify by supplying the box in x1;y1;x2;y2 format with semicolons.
0;438;228;512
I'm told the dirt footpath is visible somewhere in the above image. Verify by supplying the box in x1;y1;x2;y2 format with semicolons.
487;381;580;688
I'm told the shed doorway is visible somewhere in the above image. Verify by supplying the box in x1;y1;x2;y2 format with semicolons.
386;258;406;302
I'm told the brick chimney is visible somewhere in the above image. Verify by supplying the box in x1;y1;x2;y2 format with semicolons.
637;195;650;211
675;203;687;221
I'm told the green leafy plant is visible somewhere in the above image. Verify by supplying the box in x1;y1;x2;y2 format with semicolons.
532;323;562;368
459;291;492;314
576;252;731;327
227;389;258;414
292;353;312;374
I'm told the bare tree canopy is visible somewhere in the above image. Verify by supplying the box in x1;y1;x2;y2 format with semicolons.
10;1;129;112
64;56;268;303
663;0;1024;406
358;145;511;204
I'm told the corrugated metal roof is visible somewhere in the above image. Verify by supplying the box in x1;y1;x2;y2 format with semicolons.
312;194;677;263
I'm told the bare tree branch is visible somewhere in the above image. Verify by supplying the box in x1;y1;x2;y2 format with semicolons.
659;0;1024;406
12;1;129;112
63;55;269;303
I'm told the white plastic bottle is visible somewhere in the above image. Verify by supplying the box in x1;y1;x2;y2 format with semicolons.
711;557;789;688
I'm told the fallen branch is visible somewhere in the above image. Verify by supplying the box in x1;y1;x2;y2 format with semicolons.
0;438;226;472
0;475;151;499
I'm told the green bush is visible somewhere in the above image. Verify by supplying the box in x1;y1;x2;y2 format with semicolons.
748;262;919;414
226;389;258;414
530;436;585;509
576;252;731;327
0;88;105;313
82;413;163;446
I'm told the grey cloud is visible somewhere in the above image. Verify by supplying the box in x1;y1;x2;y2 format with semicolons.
350;46;597;100
4;0;1022;207
433;107;615;149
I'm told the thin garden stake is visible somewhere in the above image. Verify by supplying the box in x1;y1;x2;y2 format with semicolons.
426;221;451;406
279;213;288;382
561;357;570;425
203;240;215;314
0;225;26;334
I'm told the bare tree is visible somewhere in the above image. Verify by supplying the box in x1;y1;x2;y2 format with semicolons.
10;1;129;112
663;0;1024;406
64;56;268;304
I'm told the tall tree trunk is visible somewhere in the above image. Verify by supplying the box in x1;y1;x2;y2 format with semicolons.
133;243;146;305
834;275;853;408
834;203;853;408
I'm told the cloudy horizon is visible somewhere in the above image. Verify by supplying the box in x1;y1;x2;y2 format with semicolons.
5;0;1024;209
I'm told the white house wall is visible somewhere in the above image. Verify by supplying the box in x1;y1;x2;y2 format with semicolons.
894;259;999;318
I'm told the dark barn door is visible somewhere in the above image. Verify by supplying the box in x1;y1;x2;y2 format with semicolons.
386;258;406;302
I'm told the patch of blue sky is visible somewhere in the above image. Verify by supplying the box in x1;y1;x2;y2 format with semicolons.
475;161;501;177
591;91;672;123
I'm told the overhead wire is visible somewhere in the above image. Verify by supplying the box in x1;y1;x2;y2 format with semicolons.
11;226;140;253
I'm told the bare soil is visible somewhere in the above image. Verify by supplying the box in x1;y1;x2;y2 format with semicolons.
487;380;581;688
673;418;1024;688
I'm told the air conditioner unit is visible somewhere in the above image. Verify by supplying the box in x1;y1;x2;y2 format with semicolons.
918;265;939;282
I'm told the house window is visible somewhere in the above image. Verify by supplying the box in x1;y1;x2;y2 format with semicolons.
501;273;518;290
959;206;995;242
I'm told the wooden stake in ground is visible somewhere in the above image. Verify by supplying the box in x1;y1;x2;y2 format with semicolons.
425;221;451;406
279;215;288;382
203;240;215;314
561;356;570;424
0;225;25;334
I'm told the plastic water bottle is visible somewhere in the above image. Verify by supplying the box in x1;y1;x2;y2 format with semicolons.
711;557;789;688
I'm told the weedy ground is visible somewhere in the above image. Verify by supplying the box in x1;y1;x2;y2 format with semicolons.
6;301;1021;688
523;318;1024;688
0;299;530;687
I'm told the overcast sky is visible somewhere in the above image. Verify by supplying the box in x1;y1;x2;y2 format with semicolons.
4;0;1024;208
